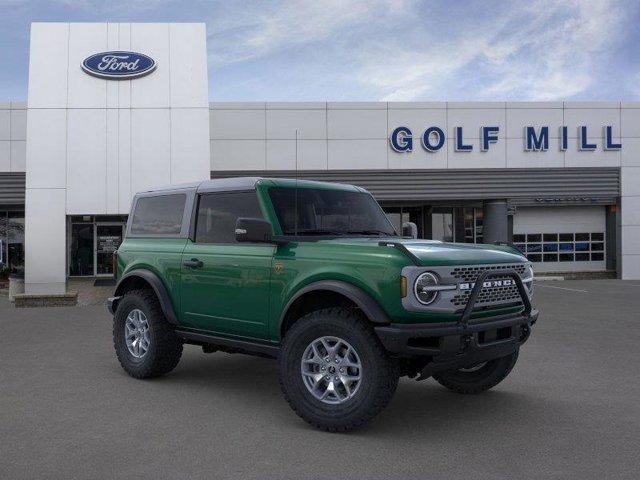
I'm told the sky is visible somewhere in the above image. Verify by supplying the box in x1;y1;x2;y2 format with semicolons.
0;0;639;102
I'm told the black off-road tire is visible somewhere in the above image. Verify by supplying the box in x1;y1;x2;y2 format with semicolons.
433;349;519;394
113;289;183;379
278;307;399;432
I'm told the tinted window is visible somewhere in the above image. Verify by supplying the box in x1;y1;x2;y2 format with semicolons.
130;194;186;235
195;192;263;244
268;187;396;236
516;231;605;264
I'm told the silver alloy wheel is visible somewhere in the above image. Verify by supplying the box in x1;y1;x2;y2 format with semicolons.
125;309;151;358
458;362;488;373
300;336;363;405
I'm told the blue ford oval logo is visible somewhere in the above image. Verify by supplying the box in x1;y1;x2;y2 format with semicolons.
82;51;156;80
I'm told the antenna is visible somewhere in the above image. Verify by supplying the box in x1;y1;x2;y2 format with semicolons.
294;129;299;236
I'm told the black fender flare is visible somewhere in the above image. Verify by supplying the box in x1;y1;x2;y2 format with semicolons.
113;270;178;325
279;280;391;335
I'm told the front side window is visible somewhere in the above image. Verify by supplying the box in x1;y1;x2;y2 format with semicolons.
130;194;186;235
268;187;396;236
195;192;264;244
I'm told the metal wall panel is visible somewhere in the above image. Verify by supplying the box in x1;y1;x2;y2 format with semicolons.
3;168;620;208
211;168;620;206
0;172;25;206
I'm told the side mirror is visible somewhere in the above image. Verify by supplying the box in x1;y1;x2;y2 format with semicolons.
235;218;274;243
402;221;418;239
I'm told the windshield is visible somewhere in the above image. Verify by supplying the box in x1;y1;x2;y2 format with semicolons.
268;187;397;236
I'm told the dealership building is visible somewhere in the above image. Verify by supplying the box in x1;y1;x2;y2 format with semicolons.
1;22;640;295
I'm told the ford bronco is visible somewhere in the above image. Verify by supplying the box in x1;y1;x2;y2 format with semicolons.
107;177;537;431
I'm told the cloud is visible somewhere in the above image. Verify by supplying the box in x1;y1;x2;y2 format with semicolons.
207;0;412;66
358;0;629;101
0;0;636;101
206;0;633;101
36;0;176;12
479;0;625;100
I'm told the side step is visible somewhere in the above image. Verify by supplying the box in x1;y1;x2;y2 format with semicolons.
175;329;280;359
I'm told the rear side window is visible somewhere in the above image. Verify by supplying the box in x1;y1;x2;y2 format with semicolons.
195;192;263;244
130;194;186;235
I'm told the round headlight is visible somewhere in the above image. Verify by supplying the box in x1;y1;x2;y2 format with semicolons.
414;272;439;305
526;263;534;279
525;264;534;295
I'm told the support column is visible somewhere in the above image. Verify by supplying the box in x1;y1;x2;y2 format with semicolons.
483;200;509;244
621;166;640;279
24;24;69;295
24;188;66;294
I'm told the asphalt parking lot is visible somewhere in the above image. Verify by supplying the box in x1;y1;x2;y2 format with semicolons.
1;280;639;479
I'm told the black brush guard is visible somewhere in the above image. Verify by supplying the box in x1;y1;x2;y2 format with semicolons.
374;269;538;378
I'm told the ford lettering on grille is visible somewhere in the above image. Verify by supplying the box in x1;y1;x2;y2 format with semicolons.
82;51;156;80
459;279;516;291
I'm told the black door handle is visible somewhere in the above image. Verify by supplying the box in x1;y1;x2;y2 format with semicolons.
183;258;203;268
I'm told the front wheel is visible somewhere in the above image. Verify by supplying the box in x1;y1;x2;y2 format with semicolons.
278;307;399;432
433;350;519;394
113;289;183;379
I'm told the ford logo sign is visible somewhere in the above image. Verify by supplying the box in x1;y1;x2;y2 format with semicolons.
82;51;156;80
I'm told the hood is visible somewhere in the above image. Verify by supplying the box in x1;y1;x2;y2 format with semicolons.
399;239;526;266
319;237;527;266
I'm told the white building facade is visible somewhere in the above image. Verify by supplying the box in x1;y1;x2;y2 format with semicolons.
1;22;639;295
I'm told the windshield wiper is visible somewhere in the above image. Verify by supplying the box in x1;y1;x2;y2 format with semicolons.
284;228;346;236
347;229;396;236
283;228;396;236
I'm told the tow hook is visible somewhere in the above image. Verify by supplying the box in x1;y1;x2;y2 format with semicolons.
461;334;472;352
519;325;530;342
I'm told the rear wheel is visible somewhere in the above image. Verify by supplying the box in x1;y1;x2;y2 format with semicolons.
433;350;519;394
278;307;399;432
113;289;183;379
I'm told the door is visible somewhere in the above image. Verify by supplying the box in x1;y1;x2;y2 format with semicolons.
382;205;424;238
95;224;124;276
180;191;274;338
512;206;606;273
70;223;95;276
431;207;455;242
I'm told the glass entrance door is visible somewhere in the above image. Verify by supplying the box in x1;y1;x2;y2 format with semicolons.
70;223;95;276
431;207;455;242
95;224;124;276
382;206;425;237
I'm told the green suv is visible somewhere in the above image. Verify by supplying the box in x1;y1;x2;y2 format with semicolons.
107;177;537;431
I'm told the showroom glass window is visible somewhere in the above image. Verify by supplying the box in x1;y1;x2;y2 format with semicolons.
68;215;128;277
383;206;423;238
431;207;454;243
0;210;25;275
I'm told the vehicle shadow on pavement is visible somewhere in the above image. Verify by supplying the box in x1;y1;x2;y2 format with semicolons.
137;345;555;436
372;385;541;435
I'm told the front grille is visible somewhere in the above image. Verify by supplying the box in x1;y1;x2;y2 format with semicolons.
450;264;527;283
449;264;527;308
451;284;522;307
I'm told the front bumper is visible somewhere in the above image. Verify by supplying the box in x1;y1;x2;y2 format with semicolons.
375;268;538;377
375;309;537;354
375;309;537;378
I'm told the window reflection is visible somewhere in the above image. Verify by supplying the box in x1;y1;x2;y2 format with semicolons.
0;211;25;276
514;231;606;263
